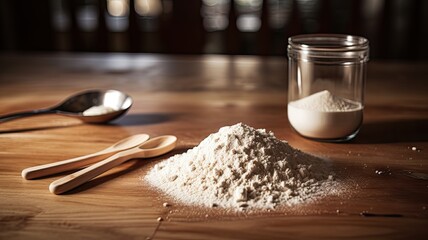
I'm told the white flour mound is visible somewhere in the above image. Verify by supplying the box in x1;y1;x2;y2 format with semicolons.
290;90;361;112
145;123;338;210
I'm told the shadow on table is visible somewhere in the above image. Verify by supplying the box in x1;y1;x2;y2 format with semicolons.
64;147;190;194
113;113;177;126
0;113;177;133
353;119;428;144
0;123;82;134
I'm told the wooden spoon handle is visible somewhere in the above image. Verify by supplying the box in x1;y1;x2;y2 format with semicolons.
21;151;114;180
49;149;139;194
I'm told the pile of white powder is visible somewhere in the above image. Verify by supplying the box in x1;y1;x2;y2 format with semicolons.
145;123;337;211
289;90;361;112
288;90;363;139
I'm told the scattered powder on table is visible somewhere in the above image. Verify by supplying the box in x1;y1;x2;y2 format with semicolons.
145;123;338;211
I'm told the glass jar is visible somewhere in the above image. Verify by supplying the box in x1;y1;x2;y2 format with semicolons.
287;34;369;142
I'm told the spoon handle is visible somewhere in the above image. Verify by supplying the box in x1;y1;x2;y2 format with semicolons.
49;148;141;194
0;108;57;123
21;151;115;180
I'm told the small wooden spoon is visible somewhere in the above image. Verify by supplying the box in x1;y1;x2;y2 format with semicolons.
21;134;150;180
49;135;177;195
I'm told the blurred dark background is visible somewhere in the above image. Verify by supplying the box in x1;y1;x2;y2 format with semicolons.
1;0;428;59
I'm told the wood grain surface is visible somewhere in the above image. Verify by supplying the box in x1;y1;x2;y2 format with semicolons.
0;54;427;239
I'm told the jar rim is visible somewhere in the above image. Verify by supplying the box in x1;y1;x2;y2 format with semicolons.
288;34;369;52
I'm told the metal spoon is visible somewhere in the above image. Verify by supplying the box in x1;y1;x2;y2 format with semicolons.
21;134;150;180
49;135;177;194
0;89;132;124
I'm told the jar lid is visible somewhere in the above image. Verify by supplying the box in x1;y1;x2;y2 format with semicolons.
288;34;369;63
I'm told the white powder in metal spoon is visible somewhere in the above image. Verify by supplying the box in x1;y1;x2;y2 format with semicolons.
145;123;338;211
82;105;116;116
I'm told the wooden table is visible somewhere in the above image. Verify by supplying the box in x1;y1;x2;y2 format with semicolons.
0;54;427;239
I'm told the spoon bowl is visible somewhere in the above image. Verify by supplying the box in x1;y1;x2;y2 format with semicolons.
137;135;178;158
0;89;133;124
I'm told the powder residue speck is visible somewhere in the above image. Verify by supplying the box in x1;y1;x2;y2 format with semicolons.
162;202;170;207
145;123;339;211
